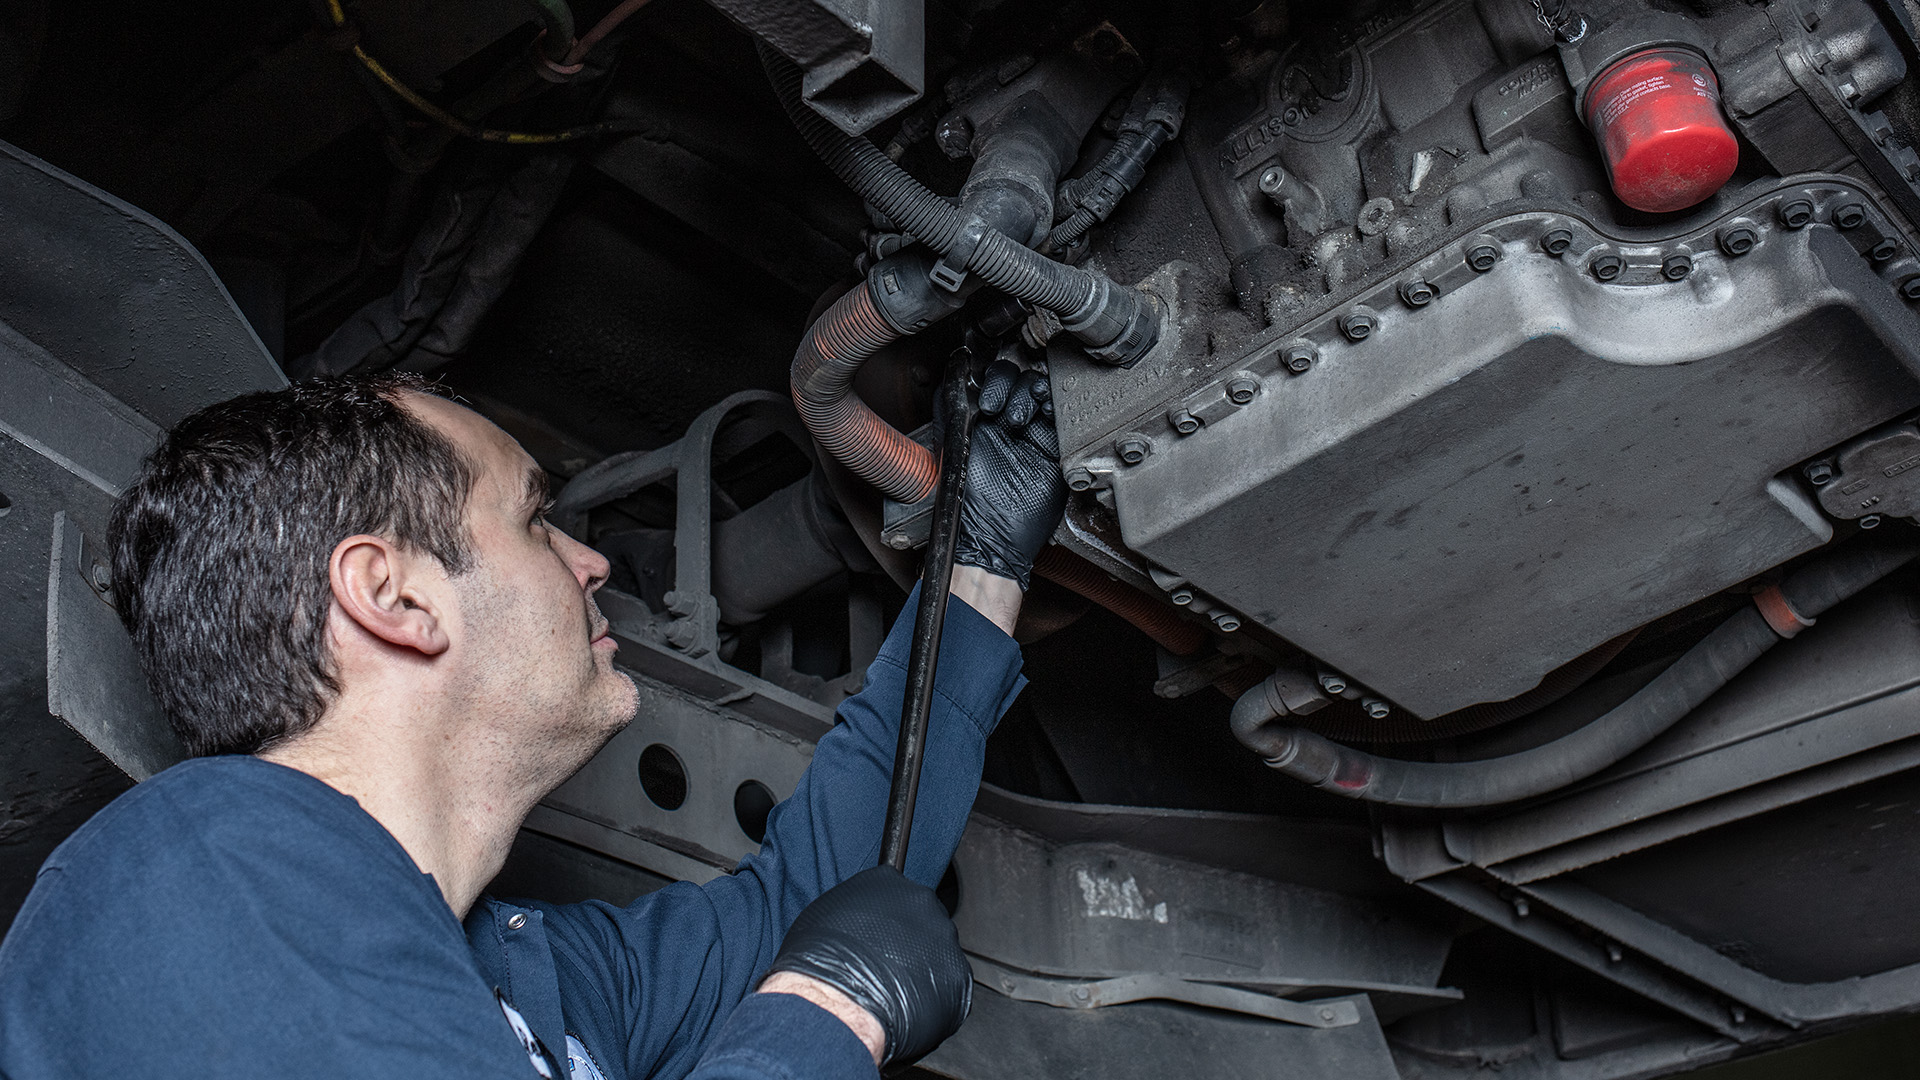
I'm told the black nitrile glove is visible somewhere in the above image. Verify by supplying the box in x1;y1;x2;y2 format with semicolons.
764;866;972;1069
953;358;1066;590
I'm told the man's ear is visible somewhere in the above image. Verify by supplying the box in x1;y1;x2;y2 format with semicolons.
329;535;452;657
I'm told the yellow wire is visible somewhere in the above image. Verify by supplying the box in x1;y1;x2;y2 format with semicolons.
326;0;616;145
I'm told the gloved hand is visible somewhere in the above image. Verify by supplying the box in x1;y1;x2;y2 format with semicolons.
763;866;972;1070
953;358;1066;591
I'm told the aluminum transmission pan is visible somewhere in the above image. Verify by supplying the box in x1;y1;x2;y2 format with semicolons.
1055;181;1920;718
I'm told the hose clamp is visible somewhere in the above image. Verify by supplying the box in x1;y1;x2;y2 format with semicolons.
1754;584;1816;638
930;216;990;292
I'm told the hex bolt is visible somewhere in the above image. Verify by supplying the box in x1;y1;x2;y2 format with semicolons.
1361;697;1391;719
90;563;111;591
1340;310;1376;341
1541;229;1574;256
1871;239;1900;261
1226;377;1260;405
1319;1008;1338;1022
1168;408;1200;435
1833;203;1866;229
1662;253;1693;281
1318;670;1348;695
1780;199;1815;229
1902;275;1920;300
1282;342;1318;373
1212;611;1242;632
1466;243;1500;272
1066;467;1096;491
885;532;912;550
1169;586;1195;606
1861;513;1884;529
1398;278;1437;307
1590;254;1624;282
1117;436;1151;465
1805;461;1835;484
1719;225;1758;256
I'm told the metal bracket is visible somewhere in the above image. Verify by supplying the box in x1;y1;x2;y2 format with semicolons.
967;954;1363;1028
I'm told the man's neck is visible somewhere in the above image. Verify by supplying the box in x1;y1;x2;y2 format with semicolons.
259;703;536;919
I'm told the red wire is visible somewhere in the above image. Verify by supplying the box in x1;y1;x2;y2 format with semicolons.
565;0;654;67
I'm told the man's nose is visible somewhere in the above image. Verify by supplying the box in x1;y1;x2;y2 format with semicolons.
551;527;611;592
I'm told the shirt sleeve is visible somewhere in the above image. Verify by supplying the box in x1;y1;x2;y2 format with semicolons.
533;586;1025;1080
683;993;876;1080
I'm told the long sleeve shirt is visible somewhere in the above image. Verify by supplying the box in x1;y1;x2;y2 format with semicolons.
0;587;1025;1080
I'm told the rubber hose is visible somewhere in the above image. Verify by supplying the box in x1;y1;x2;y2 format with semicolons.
1232;543;1918;808
1034;546;1207;655
760;45;1106;321
790;283;937;504
522;0;576;62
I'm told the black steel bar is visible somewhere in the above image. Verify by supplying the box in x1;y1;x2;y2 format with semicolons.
878;354;974;872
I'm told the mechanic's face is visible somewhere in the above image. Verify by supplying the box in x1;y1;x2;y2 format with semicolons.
406;393;638;766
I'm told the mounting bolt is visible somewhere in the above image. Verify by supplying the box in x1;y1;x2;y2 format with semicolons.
1731;1005;1748;1025
1902;275;1920;300
1834;203;1867;229
1466;243;1500;272
1512;896;1531;918
1398;278;1437;307
885;532;912;550
1339;310;1377;341
1169;586;1195;606
1662;253;1693;281
1590;253;1624;282
1780;199;1815;229
1226;377;1260;405
1065;467;1096;491
1871;239;1900;261
1805;461;1835;484
89;563;111;592
1212;610;1242;632
1719;225;1758;256
1071;986;1091;1003
1862;513;1884;529
1282;342;1318;373
1258;166;1286;198
1361;697;1391;719
1318;670;1348;695
1606;942;1624;963
1319;1007;1338;1022
1168;407;1201;435
1117;436;1151;465
1541;228;1574;256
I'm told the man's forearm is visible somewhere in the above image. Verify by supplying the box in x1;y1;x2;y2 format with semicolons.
949;566;1022;636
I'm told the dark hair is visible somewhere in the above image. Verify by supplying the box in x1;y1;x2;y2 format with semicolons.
108;373;477;757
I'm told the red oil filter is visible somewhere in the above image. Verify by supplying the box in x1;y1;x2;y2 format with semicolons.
1582;46;1740;214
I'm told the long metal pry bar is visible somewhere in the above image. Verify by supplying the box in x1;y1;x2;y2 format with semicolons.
877;355;974;872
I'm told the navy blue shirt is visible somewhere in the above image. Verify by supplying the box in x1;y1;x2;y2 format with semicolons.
0;589;1024;1080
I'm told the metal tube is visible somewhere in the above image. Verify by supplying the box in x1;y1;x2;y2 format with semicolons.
878;354;974;871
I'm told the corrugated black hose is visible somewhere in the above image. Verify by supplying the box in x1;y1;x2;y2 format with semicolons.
1232;542;1919;808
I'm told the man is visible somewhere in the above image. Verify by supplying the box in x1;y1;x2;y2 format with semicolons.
0;362;1064;1079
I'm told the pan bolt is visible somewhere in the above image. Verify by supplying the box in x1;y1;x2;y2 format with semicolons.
1780;199;1814;228
1318;670;1348;695
1117;437;1151;465
1066;467;1096;491
1902;276;1920;300
1282;343;1318;373
1466;244;1500;271
1833;203;1866;229
1226;377;1260;405
1169;408;1200;435
1861;514;1883;529
1805;461;1834;485
1662;254;1693;281
1361;697;1391;719
1169;587;1195;606
1541;229;1574;256
1871;239;1900;261
1339;310;1376;341
1399;278;1437;307
1212;611;1242;632
1590;253;1624;282
1719;225;1757;256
